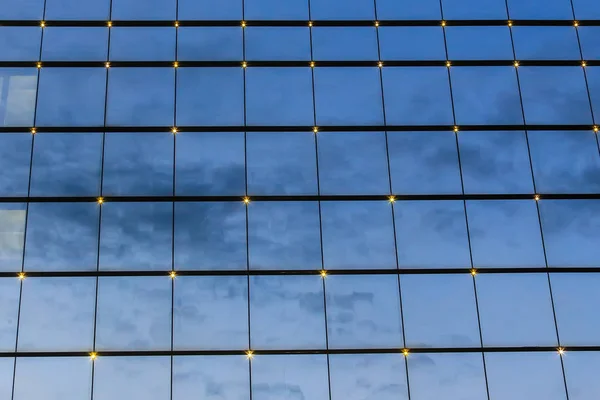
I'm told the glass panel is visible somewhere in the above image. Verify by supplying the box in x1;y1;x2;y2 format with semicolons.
402;275;480;348
383;67;454;125
325;274;403;348
174;276;248;350
0;358;12;399
551;273;600;346
0;0;45;19
451;67;523;125
529;131;600;194
513;26;581;60
388;131;462;195
102;132;174;196
519;67;593;125
251;355;329;400
408;353;488;399
579;27;600;60
45;0;110;19
321;201;396;269
395;200;471;269
0;278;20;351
93;356;171;400
99;202;172;271
111;0;176;20
0;203;26;272
247;131;317;195
245;0;308;19
477;273;558;346
30;133;103;197
329;354;408;400
0;27;41;61
13;357;92;400
24;203;99;271
0;134;31;197
175;132;245;196
539;200;600;267
563;352;600;400
507;0;574;19
442;0;508;19
246;67;314;126
573;0;600;18
177;27;242;61
458;131;534;194
110;27;175;61
176;68;243;126
173;356;249;400
95;277;171;351
0;68;38;127
107;68;175;127
467;200;546;268
245;27;310;61
315;67;384;125
587;67;600;119
174;202;247;270
485;352;567;400
42;27;108;61
379;27;446;61
446;27;513;60
17;277;95;351
313;27;378;61
248;202;321;270
178;0;242;20
250;275;326;349
310;0;374;19
376;0;441;19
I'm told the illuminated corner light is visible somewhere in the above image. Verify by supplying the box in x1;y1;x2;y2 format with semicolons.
313;126;319;134
245;350;254;359
453;126;459;133
17;272;26;281
30;127;36;135
514;61;520;68
241;20;246;28
375;21;379;27
534;194;540;201
558;347;566;356
320;270;327;278
242;61;247;68
310;61;315;68
40;20;45;28
582;61;587;68
308;21;313;27
105;62;110;68
107;21;112;27
173;61;179;68
90;352;98;360
441;20;446;27
174;21;179;28
594;126;599;133
388;195;396;203
574;21;579;27
171;127;178;134
169;271;177;279
402;348;410;357
470;268;477;277
243;196;251;204
97;197;104;205
508;20;513;27
446;61;451;68
36;62;42;69
378;61;383;68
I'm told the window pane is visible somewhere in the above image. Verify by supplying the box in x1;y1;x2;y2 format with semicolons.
174;276;248;350
174;202;247;270
96;277;171;350
24;203;99;271
176;68;243;126
0;134;31;197
467;200;546;268
245;0;308;19
173;356;249;400
459;131;534;194
30;133;103;197
321;201;396;269
325;275;403;348
247;131;317;195
178;0;242;20
408;353;488;399
0;0;45;19
250;275;325;349
485;352;567;400
46;0;109;19
245;27;310;61
0;27;41;61
514;26;581;60
313;27;378;61
329;354;408;400
318;131;389;195
477;274;557;346
99;202;172;271
178;27;242;61
107;68;174;126
446;27;513;60
175;132;245;196
110;27;175;61
315;67;383;125
519;67;593;125
573;0;600;18
310;0;374;19
13;357;91;400
529;131;600;194
102;132;174;196
42;27;108;61
17;277;95;351
539;200;600;267
579;27;600;60
376;0;441;19
442;0;507;19
587;67;600;119
507;0;574;19
93;356;170;400
111;0;176;19
379;27;446;61
251;355;329;400
248;202;321;270
383;67;454;125
246;67;314;126
0;278;19;350
388;131;462;194
0;204;26;272
551;273;600;346
0;68;38;127
451;67;523;125
563;352;600;400
395;201;471;269
0;358;12;399
402;275;480;348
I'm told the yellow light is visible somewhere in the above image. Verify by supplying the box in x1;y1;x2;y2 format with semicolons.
320;270;327;278
174;21;179;28
36;62;42;69
40;21;45;28
453;126;459;133
90;352;97;360
30;128;36;135
105;62;110;68
446;61;451;68
378;61;383;68
241;21;246;28
534;194;540;201
243;197;251;204
308;21;313;27
508;20;513;27
313;126;318;134
574;21;579;27
402;348;410;357
245;350;254;359
470;269;477;276
171;127;178;134
388;195;396;203
594;126;599;133
97;197;104;205
514;61;520;68
17;272;26;281
558;347;566;356
582;61;587;67
169;271;177;279
375;21;379;27
173;61;179;68
107;21;112;27
310;61;315;68
242;61;247;68
441;21;446;27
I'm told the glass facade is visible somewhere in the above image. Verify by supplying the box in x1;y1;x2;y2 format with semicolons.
0;0;599;399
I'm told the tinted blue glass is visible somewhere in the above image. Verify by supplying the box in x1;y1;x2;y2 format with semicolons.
507;0;574;19
563;352;600;400
178;0;242;19
111;0;176;20
245;27;310;61
0;0;44;19
587;67;600;119
0;204;26;272
579;27;600;60
0;358;12;398
312;27;378;61
379;27;446;61
446;27;513;60
0;68;38;127
245;0;308;19
246;67;314;126
0;134;31;197
573;0;600;18
376;0;441;19
0;278;19;350
110;28;175;61
178;27;242;61
46;0;110;19
42;27;108;61
513;27;581;60
311;0;374;19
0;27;41;61
442;0;507;19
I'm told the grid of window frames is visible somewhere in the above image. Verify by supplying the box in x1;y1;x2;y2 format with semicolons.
1;0;600;399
